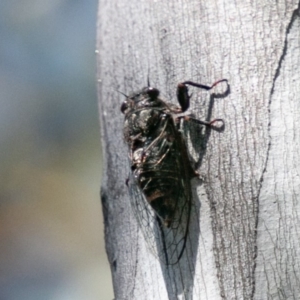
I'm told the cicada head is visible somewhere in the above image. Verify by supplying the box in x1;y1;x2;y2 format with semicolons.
120;87;164;115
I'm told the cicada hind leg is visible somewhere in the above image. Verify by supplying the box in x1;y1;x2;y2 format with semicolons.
176;79;228;130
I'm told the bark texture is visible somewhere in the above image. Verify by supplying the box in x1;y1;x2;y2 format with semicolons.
97;1;300;299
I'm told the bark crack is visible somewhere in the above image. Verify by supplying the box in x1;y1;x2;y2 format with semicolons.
252;3;300;298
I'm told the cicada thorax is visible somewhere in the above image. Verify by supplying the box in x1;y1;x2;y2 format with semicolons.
124;104;194;228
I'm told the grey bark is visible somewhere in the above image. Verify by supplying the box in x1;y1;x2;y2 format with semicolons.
96;1;300;299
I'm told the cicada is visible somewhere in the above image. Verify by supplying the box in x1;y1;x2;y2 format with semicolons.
121;79;227;265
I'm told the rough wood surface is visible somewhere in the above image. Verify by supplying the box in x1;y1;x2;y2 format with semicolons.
96;1;300;299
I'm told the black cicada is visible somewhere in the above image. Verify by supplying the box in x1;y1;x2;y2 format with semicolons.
121;79;227;265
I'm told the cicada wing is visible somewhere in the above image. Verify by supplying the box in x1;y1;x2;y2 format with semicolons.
127;172;192;265
156;177;192;265
127;174;162;256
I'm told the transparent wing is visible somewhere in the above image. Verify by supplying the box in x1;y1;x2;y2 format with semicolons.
127;163;192;265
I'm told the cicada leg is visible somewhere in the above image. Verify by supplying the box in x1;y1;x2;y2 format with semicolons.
176;115;224;131
176;79;228;112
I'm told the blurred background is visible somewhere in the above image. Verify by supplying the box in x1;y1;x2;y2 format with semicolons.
0;1;113;299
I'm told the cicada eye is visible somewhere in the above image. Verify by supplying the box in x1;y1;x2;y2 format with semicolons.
120;100;128;113
146;87;160;99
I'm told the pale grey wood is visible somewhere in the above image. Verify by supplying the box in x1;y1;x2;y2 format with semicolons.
96;1;300;299
254;9;300;300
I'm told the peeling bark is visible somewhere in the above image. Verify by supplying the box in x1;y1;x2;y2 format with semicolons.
97;1;300;299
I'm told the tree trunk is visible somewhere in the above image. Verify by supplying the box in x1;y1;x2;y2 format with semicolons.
96;1;300;299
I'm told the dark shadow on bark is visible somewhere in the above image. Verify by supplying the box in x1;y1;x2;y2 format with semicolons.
157;84;230;300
